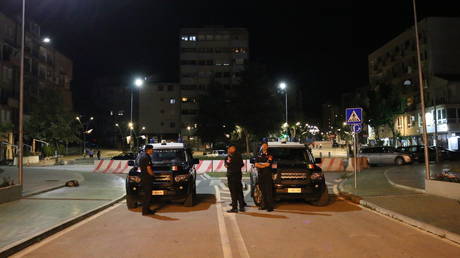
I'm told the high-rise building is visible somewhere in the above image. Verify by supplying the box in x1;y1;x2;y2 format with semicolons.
0;11;73;160
368;17;460;148
179;27;249;138
139;82;181;140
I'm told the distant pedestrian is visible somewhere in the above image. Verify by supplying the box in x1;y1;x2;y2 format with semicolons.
225;145;245;213
97;150;101;160
89;149;94;158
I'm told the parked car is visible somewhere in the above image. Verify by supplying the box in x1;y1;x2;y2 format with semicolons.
397;145;460;162
208;149;226;157
111;153;137;160
249;141;328;206
360;146;412;166
125;142;199;209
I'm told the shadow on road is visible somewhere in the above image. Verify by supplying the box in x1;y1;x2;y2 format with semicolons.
273;195;361;216
240;211;288;219
128;194;217;220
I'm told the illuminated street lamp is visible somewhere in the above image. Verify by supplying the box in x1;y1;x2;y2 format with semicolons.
129;77;144;151
278;82;288;125
42;37;51;43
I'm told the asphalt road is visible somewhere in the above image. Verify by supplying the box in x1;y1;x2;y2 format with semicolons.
12;173;460;258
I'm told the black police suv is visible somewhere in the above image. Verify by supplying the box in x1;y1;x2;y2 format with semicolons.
125;142;199;209
250;142;329;206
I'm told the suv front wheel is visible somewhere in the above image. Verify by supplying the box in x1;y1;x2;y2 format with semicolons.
184;180;196;207
310;185;329;206
252;184;263;207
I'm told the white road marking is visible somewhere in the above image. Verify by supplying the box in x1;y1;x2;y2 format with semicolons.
225;212;250;258
11;202;123;258
214;185;232;258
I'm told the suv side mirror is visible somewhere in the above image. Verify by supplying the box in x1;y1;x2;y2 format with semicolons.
314;158;322;164
192;158;200;165
250;157;256;164
128;160;135;166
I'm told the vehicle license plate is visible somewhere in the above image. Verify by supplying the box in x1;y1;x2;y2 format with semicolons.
152;190;164;195
288;188;302;193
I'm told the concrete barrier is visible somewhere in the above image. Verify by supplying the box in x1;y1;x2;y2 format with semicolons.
93;160;132;174
318;158;345;172
13;156;40;166
345;157;369;172
93;159;250;174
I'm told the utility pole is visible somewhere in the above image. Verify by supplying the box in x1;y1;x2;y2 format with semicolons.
412;0;430;179
18;0;25;186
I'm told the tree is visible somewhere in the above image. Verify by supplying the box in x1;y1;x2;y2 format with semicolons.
26;89;81;154
233;64;283;152
367;84;405;146
195;82;235;144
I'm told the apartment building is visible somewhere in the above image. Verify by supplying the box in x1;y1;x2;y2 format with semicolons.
368;17;460;149
0;11;73;160
139;82;181;140
179;27;249;138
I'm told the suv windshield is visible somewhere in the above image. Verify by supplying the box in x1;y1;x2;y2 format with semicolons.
269;147;313;163
152;149;186;162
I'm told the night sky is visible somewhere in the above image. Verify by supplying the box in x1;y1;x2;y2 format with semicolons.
1;0;460;119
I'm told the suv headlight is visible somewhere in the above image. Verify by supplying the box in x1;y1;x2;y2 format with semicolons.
310;172;323;180
175;174;190;182
128;175;141;183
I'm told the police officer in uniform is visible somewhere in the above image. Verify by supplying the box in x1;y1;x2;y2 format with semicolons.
255;142;274;212
225;145;245;213
139;145;155;215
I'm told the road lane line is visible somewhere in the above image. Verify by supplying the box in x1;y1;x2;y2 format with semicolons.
226;212;250;258
214;185;232;258
11;202;123;258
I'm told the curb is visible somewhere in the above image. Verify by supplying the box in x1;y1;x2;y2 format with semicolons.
337;177;460;245
383;168;426;193
0;194;126;257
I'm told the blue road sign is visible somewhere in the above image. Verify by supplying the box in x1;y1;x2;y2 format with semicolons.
353;124;362;133
345;108;363;125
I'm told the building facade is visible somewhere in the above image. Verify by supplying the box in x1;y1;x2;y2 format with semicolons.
179;27;249;137
139;82;181;140
0;11;73;160
368;17;460;149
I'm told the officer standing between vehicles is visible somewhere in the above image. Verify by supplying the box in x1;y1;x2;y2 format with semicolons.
139;145;155;215
225;145;245;213
255;142;274;212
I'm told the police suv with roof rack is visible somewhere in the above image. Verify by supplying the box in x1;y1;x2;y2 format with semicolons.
250;141;329;206
125;141;199;208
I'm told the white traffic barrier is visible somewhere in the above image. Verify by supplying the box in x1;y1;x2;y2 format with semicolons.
195;160;250;174
318;158;345;172
93;160;132;174
93;159;250;174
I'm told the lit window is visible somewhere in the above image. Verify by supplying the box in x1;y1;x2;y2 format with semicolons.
181;97;188;102
181;36;188;41
170;98;176;104
189;36;196;41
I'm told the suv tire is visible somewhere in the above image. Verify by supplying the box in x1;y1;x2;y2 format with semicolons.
395;157;404;166
184;181;196;207
252;184;263;207
310;185;329;206
126;194;137;209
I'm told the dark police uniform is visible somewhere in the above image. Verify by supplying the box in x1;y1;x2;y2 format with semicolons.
256;150;274;210
225;151;245;210
139;151;153;214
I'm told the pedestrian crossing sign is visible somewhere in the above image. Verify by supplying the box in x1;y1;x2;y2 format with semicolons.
345;108;363;125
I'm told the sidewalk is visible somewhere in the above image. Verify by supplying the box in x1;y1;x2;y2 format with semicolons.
0;170;125;256
339;166;460;243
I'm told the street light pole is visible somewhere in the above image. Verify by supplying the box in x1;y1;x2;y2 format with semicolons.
279;82;288;125
18;0;25;186
130;78;144;152
412;0;430;180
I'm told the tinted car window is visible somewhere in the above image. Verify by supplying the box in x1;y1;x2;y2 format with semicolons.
152;149;186;162
269;147;313;163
